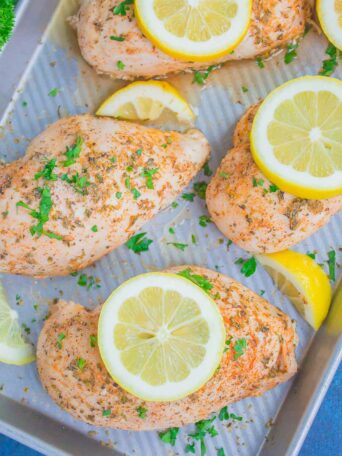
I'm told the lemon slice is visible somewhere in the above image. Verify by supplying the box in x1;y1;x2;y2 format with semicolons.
135;0;252;62
98;272;225;401
96;81;195;123
317;0;342;51
251;76;342;199
257;250;332;330
0;282;35;365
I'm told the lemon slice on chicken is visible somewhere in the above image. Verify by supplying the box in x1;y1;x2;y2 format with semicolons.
0;282;35;365
251;76;342;199
96;81;195;123
257;250;332;330
98;273;225;401
317;0;342;51
135;0;252;62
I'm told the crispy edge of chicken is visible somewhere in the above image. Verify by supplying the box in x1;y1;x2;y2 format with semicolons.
37;265;298;431
0;115;209;277
70;0;313;80
206;104;342;253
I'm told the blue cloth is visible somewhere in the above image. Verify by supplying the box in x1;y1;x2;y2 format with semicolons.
1;364;341;455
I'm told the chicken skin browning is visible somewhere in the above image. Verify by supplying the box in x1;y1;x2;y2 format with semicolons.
0;115;209;277
71;0;313;80
37;265;297;431
206;105;342;253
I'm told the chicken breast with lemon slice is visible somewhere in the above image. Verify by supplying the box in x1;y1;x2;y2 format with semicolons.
0;115;209;277
70;0;313;80
206;105;342;253
37;265;297;430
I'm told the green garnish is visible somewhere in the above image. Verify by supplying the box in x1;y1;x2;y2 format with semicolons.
199;215;212;227
16;186;62;240
260;289;265;296
91;225;98;232
284;42;298;64
306;251;316;260
62;137;83;167
185;442;196;453
117;60;125;70
159;427;179;446
219;171;229;180
252;177;264;187
193;65;219;85
141;168;159;189
102;409;111;417
233;338;247;360
327;250;336;281
125;177;131;190
191;234;197;245
171;202;178;208
136;148;143;156
227;239;232;249
319;44;341;77
76;358;86;370
61;172;90;194
136;406;147;419
0;0;15;50
34;159;58;181
48;88;59;97
132;188;141;200
241;86;249;93
203;162;212;177
218;406;242;422
193;181;207;199
168;227;175;234
113;0;133;16
116;191;122;199
188;417;217;455
256;57;265;68
269;184;279;192
167;242;188;251
77;273;101;290
223;336;232;353
56;333;65;349
110;35;125;41
217;449;226;456
235;256;257;277
126;232;153;254
89;335;97;348
182;193;195;202
177;269;213;293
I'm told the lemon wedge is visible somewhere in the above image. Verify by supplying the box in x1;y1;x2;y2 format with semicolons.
251;76;342;199
257;250;332;330
96;80;195;123
317;0;342;51
135;0;252;62
0;282;35;365
98;272;225;401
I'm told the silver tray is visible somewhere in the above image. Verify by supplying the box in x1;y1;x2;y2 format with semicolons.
0;1;341;455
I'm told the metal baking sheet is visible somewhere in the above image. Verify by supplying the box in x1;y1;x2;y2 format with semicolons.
0;1;341;455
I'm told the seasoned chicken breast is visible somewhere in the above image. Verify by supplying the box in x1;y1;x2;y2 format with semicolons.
71;0;313;80
37;265;297;431
206;105;342;253
0;115;209;277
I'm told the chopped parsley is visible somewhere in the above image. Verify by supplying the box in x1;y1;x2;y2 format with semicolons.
327;250;336;281
199;215;212;227
227;239;232;249
117;60;125;70
171;201;179;208
110;35;125;41
203;162;212;177
177;269;213;294
319;44;341;77
235;256;257;277
269;184;279;192
89;335;97;348
256;57;265;69
306;251;316;260
217;449;226;456
193;65;219;85
34;159;58;181
159;427;179;446
136;406;147;419
260;289;265;296
91;225;98;232
182;193;195;202
62;137;83;167
188;417;217;455
168;227;175;234
167;242;188;251
223;336;232;353
219;406;243;422
48;88;59;97
61;172;90;194
76;357;86;370
219;171;229;180
56;332;66;349
116;191;122;199
16;186;62;240
193;181;207;199
233;338;247;360
102;409;111;417
191;234;197;245
252;177;264;187
77;273;101;290
136;148;143;156
241;86;249;93
284;42;298;64
131;188;141;200
113;0;133;15
185;442;196;453
126;232;153;253
141;168;159;189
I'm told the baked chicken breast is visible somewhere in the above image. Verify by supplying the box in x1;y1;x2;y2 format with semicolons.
71;0;313;80
0;115;209;277
206;105;342;253
37;265;298;431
